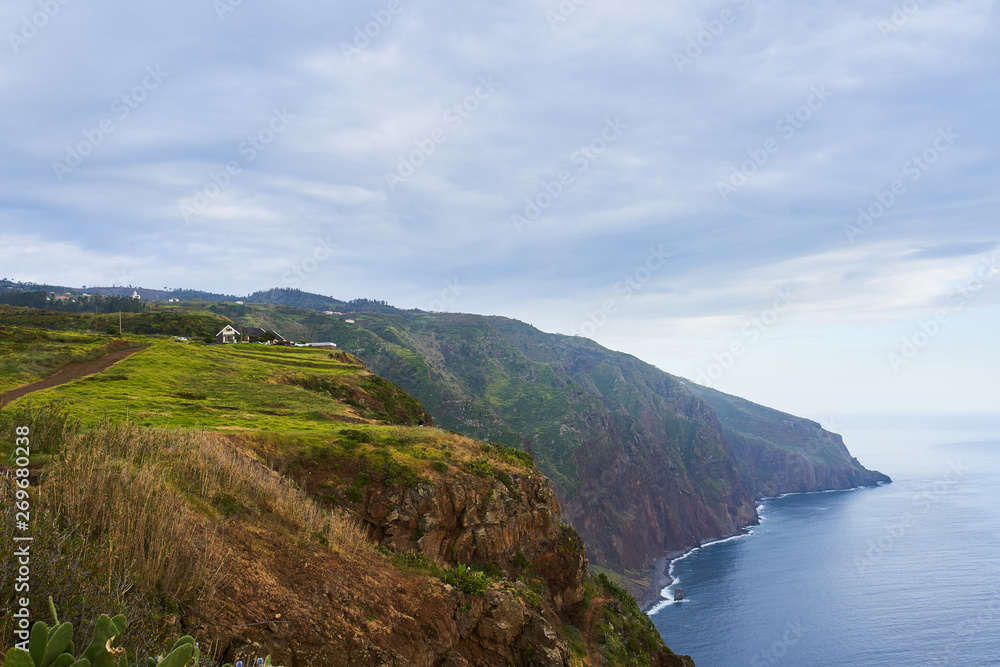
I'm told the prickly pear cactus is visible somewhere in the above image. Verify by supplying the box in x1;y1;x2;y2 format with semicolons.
3;600;127;667
4;599;278;667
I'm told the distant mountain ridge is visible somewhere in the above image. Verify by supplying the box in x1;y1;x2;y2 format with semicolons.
0;282;403;314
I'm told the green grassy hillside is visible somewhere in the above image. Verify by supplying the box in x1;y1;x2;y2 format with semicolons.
0;315;689;666
6;338;429;434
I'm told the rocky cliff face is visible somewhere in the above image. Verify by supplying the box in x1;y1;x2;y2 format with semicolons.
680;380;891;497
280;436;692;666
359;464;587;616
361;476;581;666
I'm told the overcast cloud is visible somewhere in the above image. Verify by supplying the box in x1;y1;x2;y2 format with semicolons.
1;0;997;420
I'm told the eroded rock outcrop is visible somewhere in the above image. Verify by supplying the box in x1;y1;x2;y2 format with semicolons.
360;467;586;615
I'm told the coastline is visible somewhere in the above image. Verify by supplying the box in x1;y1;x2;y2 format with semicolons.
641;483;889;614
638;549;688;612
640;530;755;614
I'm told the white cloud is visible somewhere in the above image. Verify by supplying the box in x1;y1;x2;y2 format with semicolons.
1;0;998;417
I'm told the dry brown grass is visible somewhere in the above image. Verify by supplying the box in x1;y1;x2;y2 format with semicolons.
44;423;373;588
5;418;372;608
2;413;375;660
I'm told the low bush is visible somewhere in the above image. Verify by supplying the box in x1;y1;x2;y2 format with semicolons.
465;457;494;479
443;563;494;596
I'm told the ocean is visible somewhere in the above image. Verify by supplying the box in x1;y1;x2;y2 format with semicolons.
649;424;1000;666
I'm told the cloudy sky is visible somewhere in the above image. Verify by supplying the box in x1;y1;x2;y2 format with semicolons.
1;0;998;424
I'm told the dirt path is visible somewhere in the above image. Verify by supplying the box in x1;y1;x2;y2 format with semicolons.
0;345;149;407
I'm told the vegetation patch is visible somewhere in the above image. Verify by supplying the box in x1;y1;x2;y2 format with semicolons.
480;442;534;468
281;373;430;426
442;563;495;596
563;624;587;662
375;546;500;596
593;574;672;666
0;409;373;660
465;457;494;478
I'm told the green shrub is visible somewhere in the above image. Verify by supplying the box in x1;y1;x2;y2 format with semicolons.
383;460;425;488
339;428;373;443
466;457;494;478
443;563;494;596
431;460;449;473
345;486;363;503
393;551;438;571
593;574;669;665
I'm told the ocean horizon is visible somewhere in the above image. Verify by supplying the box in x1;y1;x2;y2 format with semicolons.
649;421;1000;666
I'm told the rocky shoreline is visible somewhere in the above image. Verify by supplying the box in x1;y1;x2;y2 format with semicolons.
639;482;893;613
639;551;685;612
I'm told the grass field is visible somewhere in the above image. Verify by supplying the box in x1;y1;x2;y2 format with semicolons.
5;337;422;434
0;327;130;392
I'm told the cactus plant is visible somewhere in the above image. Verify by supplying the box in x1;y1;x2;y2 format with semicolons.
4;605;125;667
4;600;279;667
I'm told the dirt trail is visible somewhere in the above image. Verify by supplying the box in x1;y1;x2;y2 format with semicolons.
0;345;149;407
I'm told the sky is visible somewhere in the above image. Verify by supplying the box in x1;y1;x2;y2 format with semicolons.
1;0;998;424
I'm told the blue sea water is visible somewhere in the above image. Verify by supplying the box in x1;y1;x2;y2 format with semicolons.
649;428;1000;666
